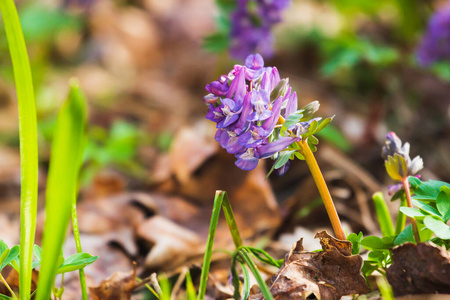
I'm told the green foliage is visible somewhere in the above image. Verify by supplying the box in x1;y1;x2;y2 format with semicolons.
202;0;235;53
0;241;20;272
346;232;363;255
19;4;82;43
399;177;450;240
36;82;88;300
372;192;395;237
315;124;352;152
0;1;39;298
320;36;399;77
56;253;98;274
198;191;274;300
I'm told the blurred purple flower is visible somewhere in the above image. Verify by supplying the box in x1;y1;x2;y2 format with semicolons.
229;0;291;59
416;3;450;66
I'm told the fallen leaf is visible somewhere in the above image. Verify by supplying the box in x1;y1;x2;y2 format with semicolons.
137;215;202;269
386;242;450;296
251;231;370;300
89;268;137;300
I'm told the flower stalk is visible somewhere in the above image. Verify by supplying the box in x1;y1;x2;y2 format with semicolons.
401;177;421;243
300;139;346;240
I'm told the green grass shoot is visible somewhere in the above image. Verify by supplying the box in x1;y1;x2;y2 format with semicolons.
0;1;39;299
198;191;274;300
35;81;87;300
372;192;394;237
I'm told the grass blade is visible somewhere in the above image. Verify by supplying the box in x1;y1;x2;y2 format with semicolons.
197;191;224;300
395;196;407;235
221;192;243;248
0;1;38;299
372;192;394;237
70;82;89;300
198;191;243;300
238;249;274;300
36;81;87;300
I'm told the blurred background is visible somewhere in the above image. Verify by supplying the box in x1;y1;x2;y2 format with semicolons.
0;0;449;298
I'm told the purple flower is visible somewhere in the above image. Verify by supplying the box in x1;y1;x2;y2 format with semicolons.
416;3;450;66
255;136;300;159
204;53;326;175
382;132;424;181
247;90;272;122
244;53;265;80
206;77;230;97
217;98;243;128
228;0;291;59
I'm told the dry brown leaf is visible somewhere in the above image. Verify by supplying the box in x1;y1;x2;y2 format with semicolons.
251;231;369;300
137;215;202;269
0;268;39;296
89;269;137;300
169;121;218;184
386;243;450;297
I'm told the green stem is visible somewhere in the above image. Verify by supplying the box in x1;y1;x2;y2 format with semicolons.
395;196;407;235
401;177;421;243
221;192;243;248
372;192;394;237
198;191;243;300
238;249;273;300
197;191;224;300
72;198;88;300
0;1;39;299
0;273;17;299
300;139;346;240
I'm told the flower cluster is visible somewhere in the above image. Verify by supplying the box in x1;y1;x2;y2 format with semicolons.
229;0;291;59
204;54;322;175
382;132;424;194
416;3;450;66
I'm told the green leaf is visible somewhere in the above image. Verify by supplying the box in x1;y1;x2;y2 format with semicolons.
367;250;387;264
36;81;88;300
32;244;42;269
274;150;296;170
301;120;318;139
347;232;363;255
316;124;352;152
0;1;39;297
246;247;282;268
437;186;450;222
0;293;13;300
313;117;333;134
423;216;450;240
308;135;319;145
57;253;98;274
391;189;405;202
240;262;250;300
33;244;42;261
409;176;422;189
361;260;380;278
361;236;393;250
0;241;8;254
399;207;428;219
0;249;10;271
281;110;304;136
412;200;441;218
202;32;229;53
394;225;415;245
1;245;19;271
294;152;305;160
413;180;450;201
372;192;394;237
